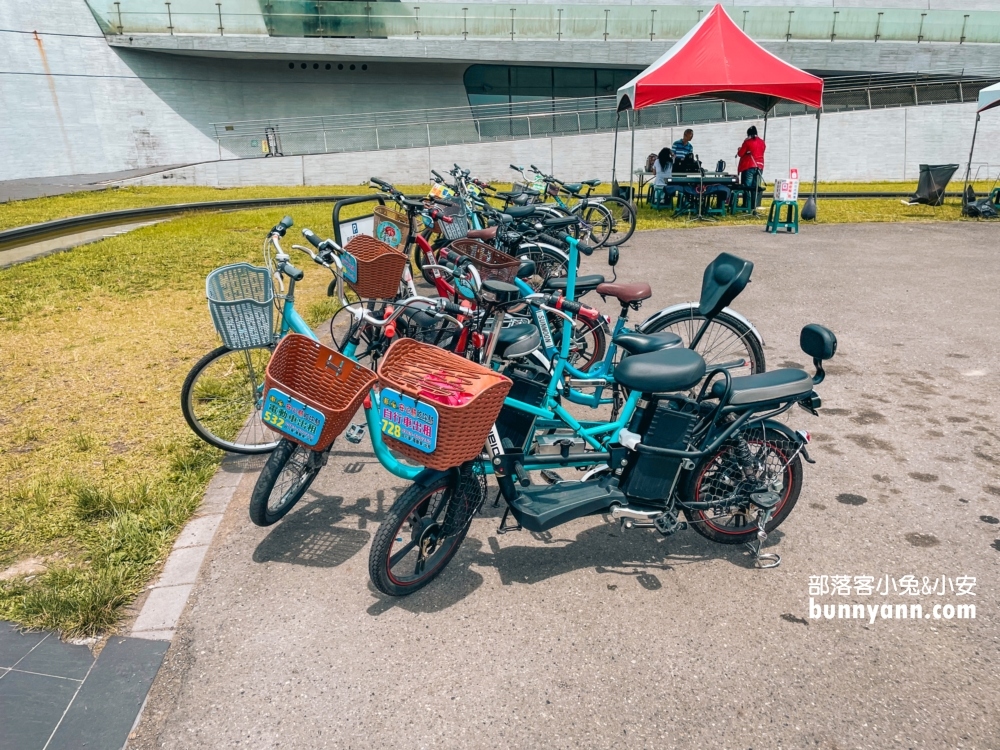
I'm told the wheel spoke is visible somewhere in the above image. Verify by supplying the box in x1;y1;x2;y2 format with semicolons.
390;539;417;568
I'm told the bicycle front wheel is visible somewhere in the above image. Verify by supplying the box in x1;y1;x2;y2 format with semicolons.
181;345;279;454
644;309;765;378
369;471;471;596
595;197;636;246
248;438;321;526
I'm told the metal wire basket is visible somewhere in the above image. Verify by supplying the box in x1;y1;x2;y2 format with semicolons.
433;202;469;241
206;263;275;350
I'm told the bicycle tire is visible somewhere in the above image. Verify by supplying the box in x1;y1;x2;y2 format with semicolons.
643;309;765;378
682;428;802;545
595;197;636;246
572;202;612;247
369;471;470;596
515;243;572;288
181;345;279;454
248;438;321;526
554;312;606;371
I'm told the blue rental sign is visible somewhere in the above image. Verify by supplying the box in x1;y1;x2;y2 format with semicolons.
379;387;438;453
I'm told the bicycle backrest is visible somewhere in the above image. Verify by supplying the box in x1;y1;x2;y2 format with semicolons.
698;252;753;319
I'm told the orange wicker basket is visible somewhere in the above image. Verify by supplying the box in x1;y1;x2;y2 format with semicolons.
263;334;377;451
372;205;411;252
342;235;408;299
376;338;512;471
448;238;520;284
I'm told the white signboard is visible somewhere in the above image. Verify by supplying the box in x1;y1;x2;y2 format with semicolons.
338;215;374;245
774;179;799;202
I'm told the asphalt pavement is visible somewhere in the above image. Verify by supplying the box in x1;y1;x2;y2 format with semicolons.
130;222;1000;750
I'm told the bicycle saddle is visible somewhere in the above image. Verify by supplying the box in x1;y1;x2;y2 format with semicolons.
582;179;601;187
495;324;541;360
596;282;652;304
541;274;605;295
503;206;538;219
614;348;706;394
541;216;578;230
710;369;813;406
613;331;683;356
466;226;497;241
562;182;583;193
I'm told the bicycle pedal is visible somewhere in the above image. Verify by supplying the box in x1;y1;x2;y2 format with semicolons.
345;423;366;444
540;470;564;485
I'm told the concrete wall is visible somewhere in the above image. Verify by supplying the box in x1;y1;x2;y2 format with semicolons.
0;0;468;181
122;101;999;187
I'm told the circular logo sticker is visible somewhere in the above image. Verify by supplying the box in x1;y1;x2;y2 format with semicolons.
376;221;402;248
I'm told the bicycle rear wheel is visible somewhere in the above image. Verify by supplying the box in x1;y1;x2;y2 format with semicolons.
573;203;613;247
595;197;636;246
181;345;279;454
643;309;765;378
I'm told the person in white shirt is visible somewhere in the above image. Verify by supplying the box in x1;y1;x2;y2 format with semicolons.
652;147;673;206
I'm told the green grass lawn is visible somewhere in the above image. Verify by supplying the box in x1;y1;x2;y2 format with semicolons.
0;202;362;636
2;181;990;234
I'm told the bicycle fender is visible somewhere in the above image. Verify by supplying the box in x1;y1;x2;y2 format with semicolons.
413;466;460;488
637;302;765;348
751;419;813;464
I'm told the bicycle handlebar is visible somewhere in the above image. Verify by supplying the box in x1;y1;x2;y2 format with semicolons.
553;230;593;256
525;293;598;321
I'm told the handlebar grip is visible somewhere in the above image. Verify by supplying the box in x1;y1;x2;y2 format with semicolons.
530;164;539;171
281;262;304;282
280;216;294;229
555;231;593;256
301;228;321;248
442;301;469;317
370;176;390;188
555;297;599;321
537;233;567;248
431;169;445;181
513;460;530;487
509;164;522;171
442;249;463;264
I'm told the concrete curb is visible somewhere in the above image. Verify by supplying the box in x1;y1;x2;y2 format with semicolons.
130;457;248;642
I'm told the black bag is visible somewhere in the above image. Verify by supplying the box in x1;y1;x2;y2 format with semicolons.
964;198;998;219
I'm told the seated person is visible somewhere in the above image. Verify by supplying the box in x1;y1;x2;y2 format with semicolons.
672;129;694;161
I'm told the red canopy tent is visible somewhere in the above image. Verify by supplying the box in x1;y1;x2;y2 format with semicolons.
612;4;825;205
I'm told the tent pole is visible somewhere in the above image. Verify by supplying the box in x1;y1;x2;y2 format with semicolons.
611;112;621;191
629;109;636;202
812;109;821;199
762;110;769;142
963;112;980;203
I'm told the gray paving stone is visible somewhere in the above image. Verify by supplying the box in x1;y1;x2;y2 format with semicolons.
46;637;168;750
0;624;47;668
209;466;245;489
172;514;222;549
155;545;208;588
199;485;237;515
131;585;193;633
0;670;79;750
14;635;93;681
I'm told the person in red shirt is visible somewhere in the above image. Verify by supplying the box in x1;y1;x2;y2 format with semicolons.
736;125;766;209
